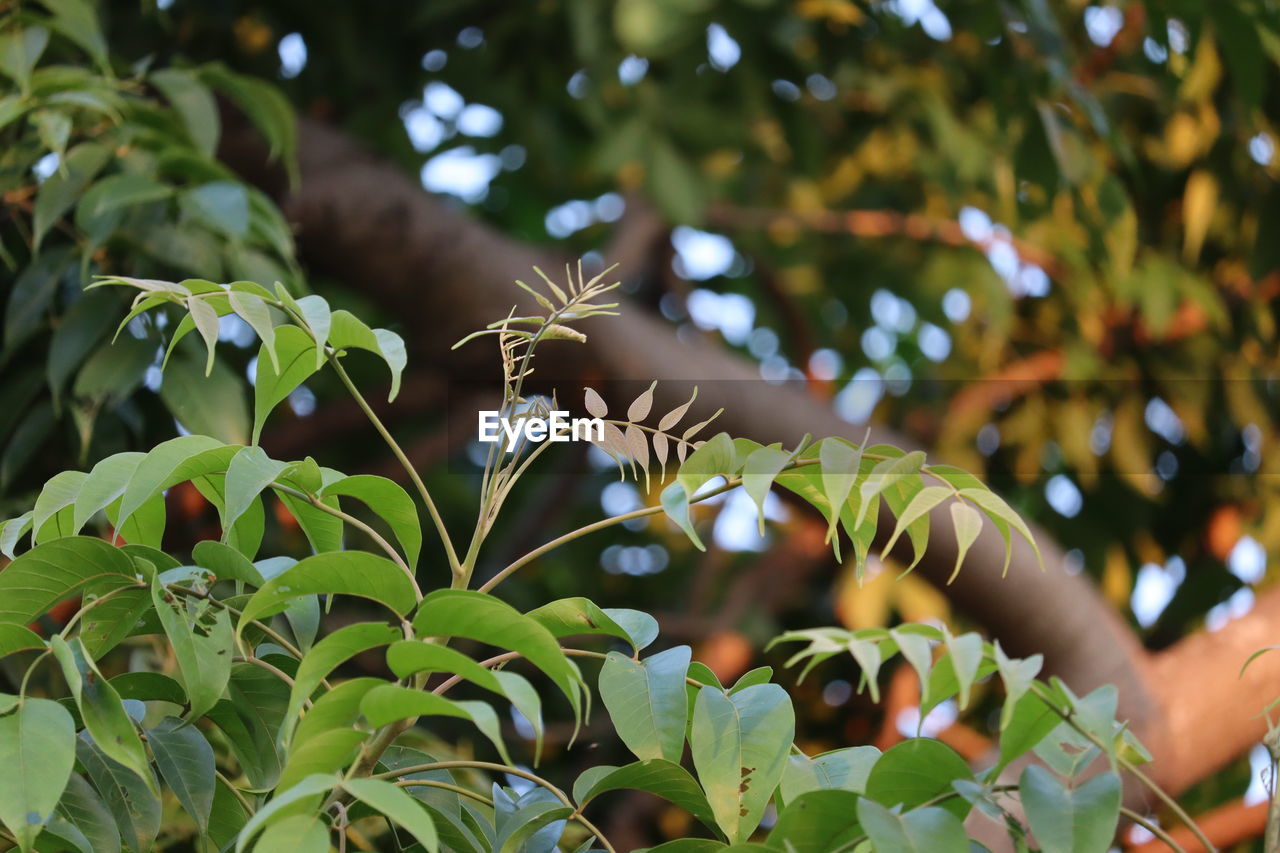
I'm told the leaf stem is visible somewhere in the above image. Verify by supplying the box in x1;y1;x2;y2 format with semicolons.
269;482;420;601
326;353;460;578
1121;807;1190;853
394;778;494;806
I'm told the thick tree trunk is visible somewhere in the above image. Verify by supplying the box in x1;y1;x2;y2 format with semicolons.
224;116;1280;801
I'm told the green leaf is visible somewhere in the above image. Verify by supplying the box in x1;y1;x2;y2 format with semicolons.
240;551;419;629
690;684;795;843
994;642;1043;730
275;728;365;793
117;435;224;528
208;777;250;851
275;288;331;368
741;446;789;535
151;576;234;721
948;502;983;584
77;172;172;221
282;622;400;745
855;451;925;531
1019;766;1121;853
344;777;439;853
767;789;863;852
50;636;157;795
0;698;76;852
779;746;880;805
201;64;297;166
54;775;119;853
359;684;511;764
855;799;969;853
0;536;137;625
224;446;287;533
32;469;87;543
329;309;407;401
0;26;49;90
995;691;1063;775
573;759;718;834
77;732;162;853
34;142;110;250
412;590;584;721
251;325;319;443
252;814;331;853
185;182;250;239
234;774;337;853
819;438;862;544
147;717;215;835
228;290;278;369
865;739;974;821
880;485;950;560
150;68;220;155
957;487;1042;573
322;474;422;566
661;482;704;550
599;646;690;763
187;296;220;375
40;0;108;68
677;432;737;497
527;598;657;653
0;624;44;656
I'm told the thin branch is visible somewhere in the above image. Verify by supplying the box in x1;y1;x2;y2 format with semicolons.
1121;807;1190;853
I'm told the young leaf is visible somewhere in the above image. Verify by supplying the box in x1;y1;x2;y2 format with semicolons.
147;717;216;836
583;387;608;418
879;485;951;561
1019;766;1121;853
690;684;795;844
741;446;789;535
599;646;691;763
227;290;277;368
819;438;862;545
0;698;76;852
187;296;220;376
661;482;705;551
948;501;983;584
854;451;925;531
957;487;1043;574
628;380;657;422
943;631;984;710
994;642;1043;730
658;387;698;432
50;636;157;795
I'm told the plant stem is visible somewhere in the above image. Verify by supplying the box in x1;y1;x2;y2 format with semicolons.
394;779;494;806
327;353;460;577
1121;807;1190;853
215;770;256;816
270;482;420;600
1266;731;1280;852
375;760;616;853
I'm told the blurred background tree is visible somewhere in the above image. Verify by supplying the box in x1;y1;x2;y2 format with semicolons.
4;0;1280;847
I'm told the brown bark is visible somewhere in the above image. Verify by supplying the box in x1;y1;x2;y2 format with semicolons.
222;116;1280;800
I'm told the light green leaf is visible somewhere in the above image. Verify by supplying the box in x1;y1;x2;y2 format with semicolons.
344;777;439;853
329;309;407;401
251;325;319;443
117;435;224;527
240;551;419;629
690;684;794;843
72;452;143;534
386;640;504;691
321;474;422;566
819;438;861;544
854;451;925;531
275;728;365;793
676;432;736;498
0;698;76;852
228;290;278;369
234;773;337;853
151;576;234;721
412;590;584;721
1019;766;1121;853
50;636;157;795
224;446;287;533
599;646;690;763
40;0;108;67
251;814;330;852
527;597;657;653
957;487;1043;573
0;624;44;657
995;691;1061;774
741;446;789;535
186;182;250;239
573;759;718;834
948;502;984;584
994;642;1043;730
32;469;87;543
880;485;951;561
187;295;221;376
147;717;215;835
856;799;969;853
360;684;511;763
282;622;400;745
944;632;984;710
661;482;704;550
779;746;880;805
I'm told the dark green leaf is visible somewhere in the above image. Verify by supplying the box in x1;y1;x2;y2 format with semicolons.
0;698;76;851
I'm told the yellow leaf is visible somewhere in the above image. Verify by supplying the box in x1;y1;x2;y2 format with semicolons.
1182;170;1218;264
